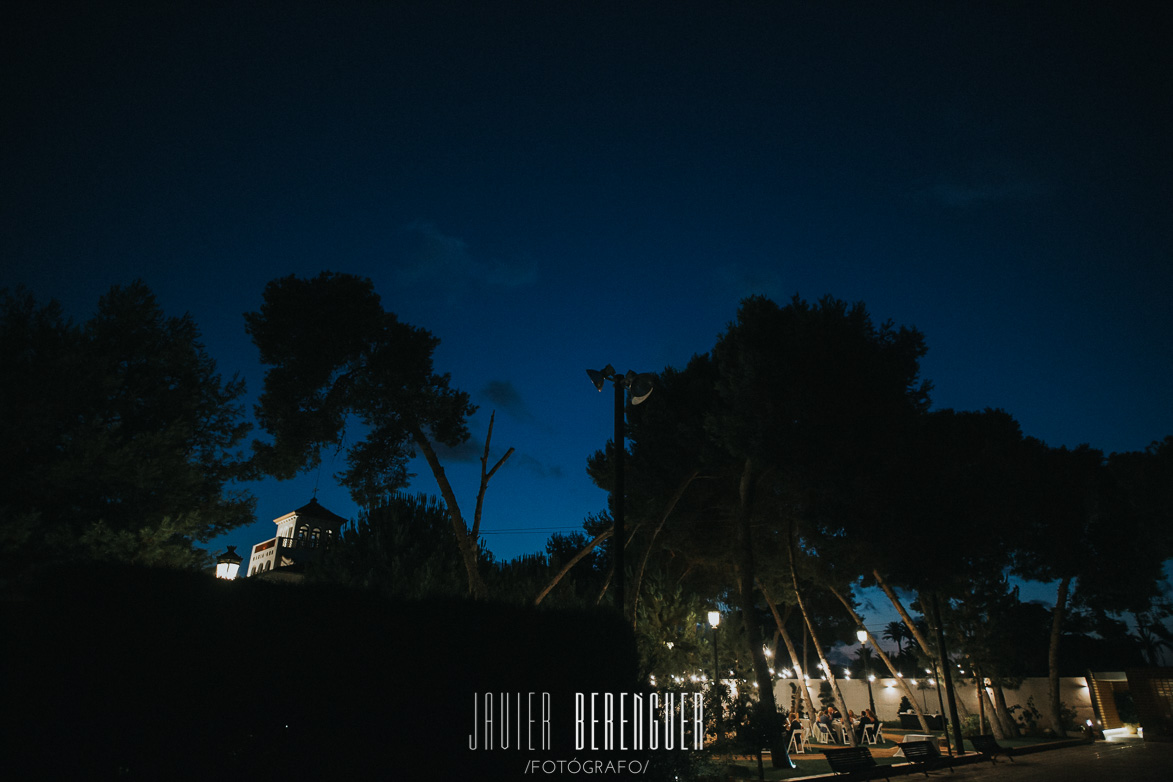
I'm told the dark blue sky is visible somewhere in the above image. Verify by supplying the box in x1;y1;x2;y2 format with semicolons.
5;1;1171;568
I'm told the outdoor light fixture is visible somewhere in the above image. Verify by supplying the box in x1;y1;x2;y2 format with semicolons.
215;546;242;580
707;608;722;739
708;611;721;628
856;626;876;713
586;364;655;617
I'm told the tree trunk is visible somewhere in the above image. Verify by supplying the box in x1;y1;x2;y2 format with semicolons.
872;571;931;731
1047;576;1071;736
534;527;612;605
992;681;1019;737
981;684;1006;739
788;527;856;746
975;667;987;736
472;411;514;541
631;469;698;630
733;458;788;766
759;579;819;721
873;570;935;660
826;584;926;732
411;425;487;598
928;592;964;755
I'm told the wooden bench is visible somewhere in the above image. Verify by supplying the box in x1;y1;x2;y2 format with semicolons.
898;739;953;776
824;746;890;781
969;734;1015;763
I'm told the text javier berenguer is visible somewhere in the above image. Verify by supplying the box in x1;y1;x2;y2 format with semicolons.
468;692;704;751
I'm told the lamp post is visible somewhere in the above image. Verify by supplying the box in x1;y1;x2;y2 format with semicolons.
215;546;242;580
708;610;721;743
586;365;654;617
856;628;876;714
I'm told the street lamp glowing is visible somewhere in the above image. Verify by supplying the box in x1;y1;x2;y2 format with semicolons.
708;610;721;628
215;546;242;580
856;628;868;644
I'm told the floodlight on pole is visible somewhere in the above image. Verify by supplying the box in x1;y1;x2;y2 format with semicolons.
586;365;655;619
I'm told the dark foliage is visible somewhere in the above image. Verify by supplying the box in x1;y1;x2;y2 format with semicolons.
3;562;680;781
0;283;253;572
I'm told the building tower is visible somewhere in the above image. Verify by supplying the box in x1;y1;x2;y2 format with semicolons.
246;498;347;579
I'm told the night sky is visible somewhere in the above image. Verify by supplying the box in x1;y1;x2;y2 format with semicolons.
5;1;1171;571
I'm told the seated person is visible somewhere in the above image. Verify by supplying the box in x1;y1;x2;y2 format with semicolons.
816;707;838;740
855;708;878;742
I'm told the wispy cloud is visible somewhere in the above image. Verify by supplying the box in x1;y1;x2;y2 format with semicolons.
431;438;483;463
713;263;788;303
922;161;1049;207
482;380;535;424
394;222;538;290
509;451;564;479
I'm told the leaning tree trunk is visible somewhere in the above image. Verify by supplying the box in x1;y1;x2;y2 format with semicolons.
788;528;856;746
874;570;936;662
534;527;612;605
827;584;928;734
631;469;698;630
992;680;1020;737
733;459;789;766
872;571;931;731
980;684;1006;739
928;592;965;755
1047;576;1072;737
759;579;819;721
412;425;488;598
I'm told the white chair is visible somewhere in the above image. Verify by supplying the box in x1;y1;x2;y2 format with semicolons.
812;721;835;744
863;721;883;745
788;725;807;754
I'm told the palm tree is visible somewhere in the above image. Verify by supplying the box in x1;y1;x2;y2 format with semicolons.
883;621;907;656
1134;610;1173;666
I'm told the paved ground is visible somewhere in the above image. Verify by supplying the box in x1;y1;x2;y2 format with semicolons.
922;739;1172;782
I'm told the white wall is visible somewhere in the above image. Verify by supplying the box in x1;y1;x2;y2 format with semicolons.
773;676;1094;732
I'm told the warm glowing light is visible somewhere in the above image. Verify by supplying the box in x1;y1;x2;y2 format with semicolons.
911;679;918;686
856;628;868;644
707;610;721;628
215;546;242;580
868;675;875;682
928;679;936;685
215;561;239;579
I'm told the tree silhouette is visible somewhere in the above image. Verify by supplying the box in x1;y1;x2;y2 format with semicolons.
0;283;253;570
245;272;500;596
